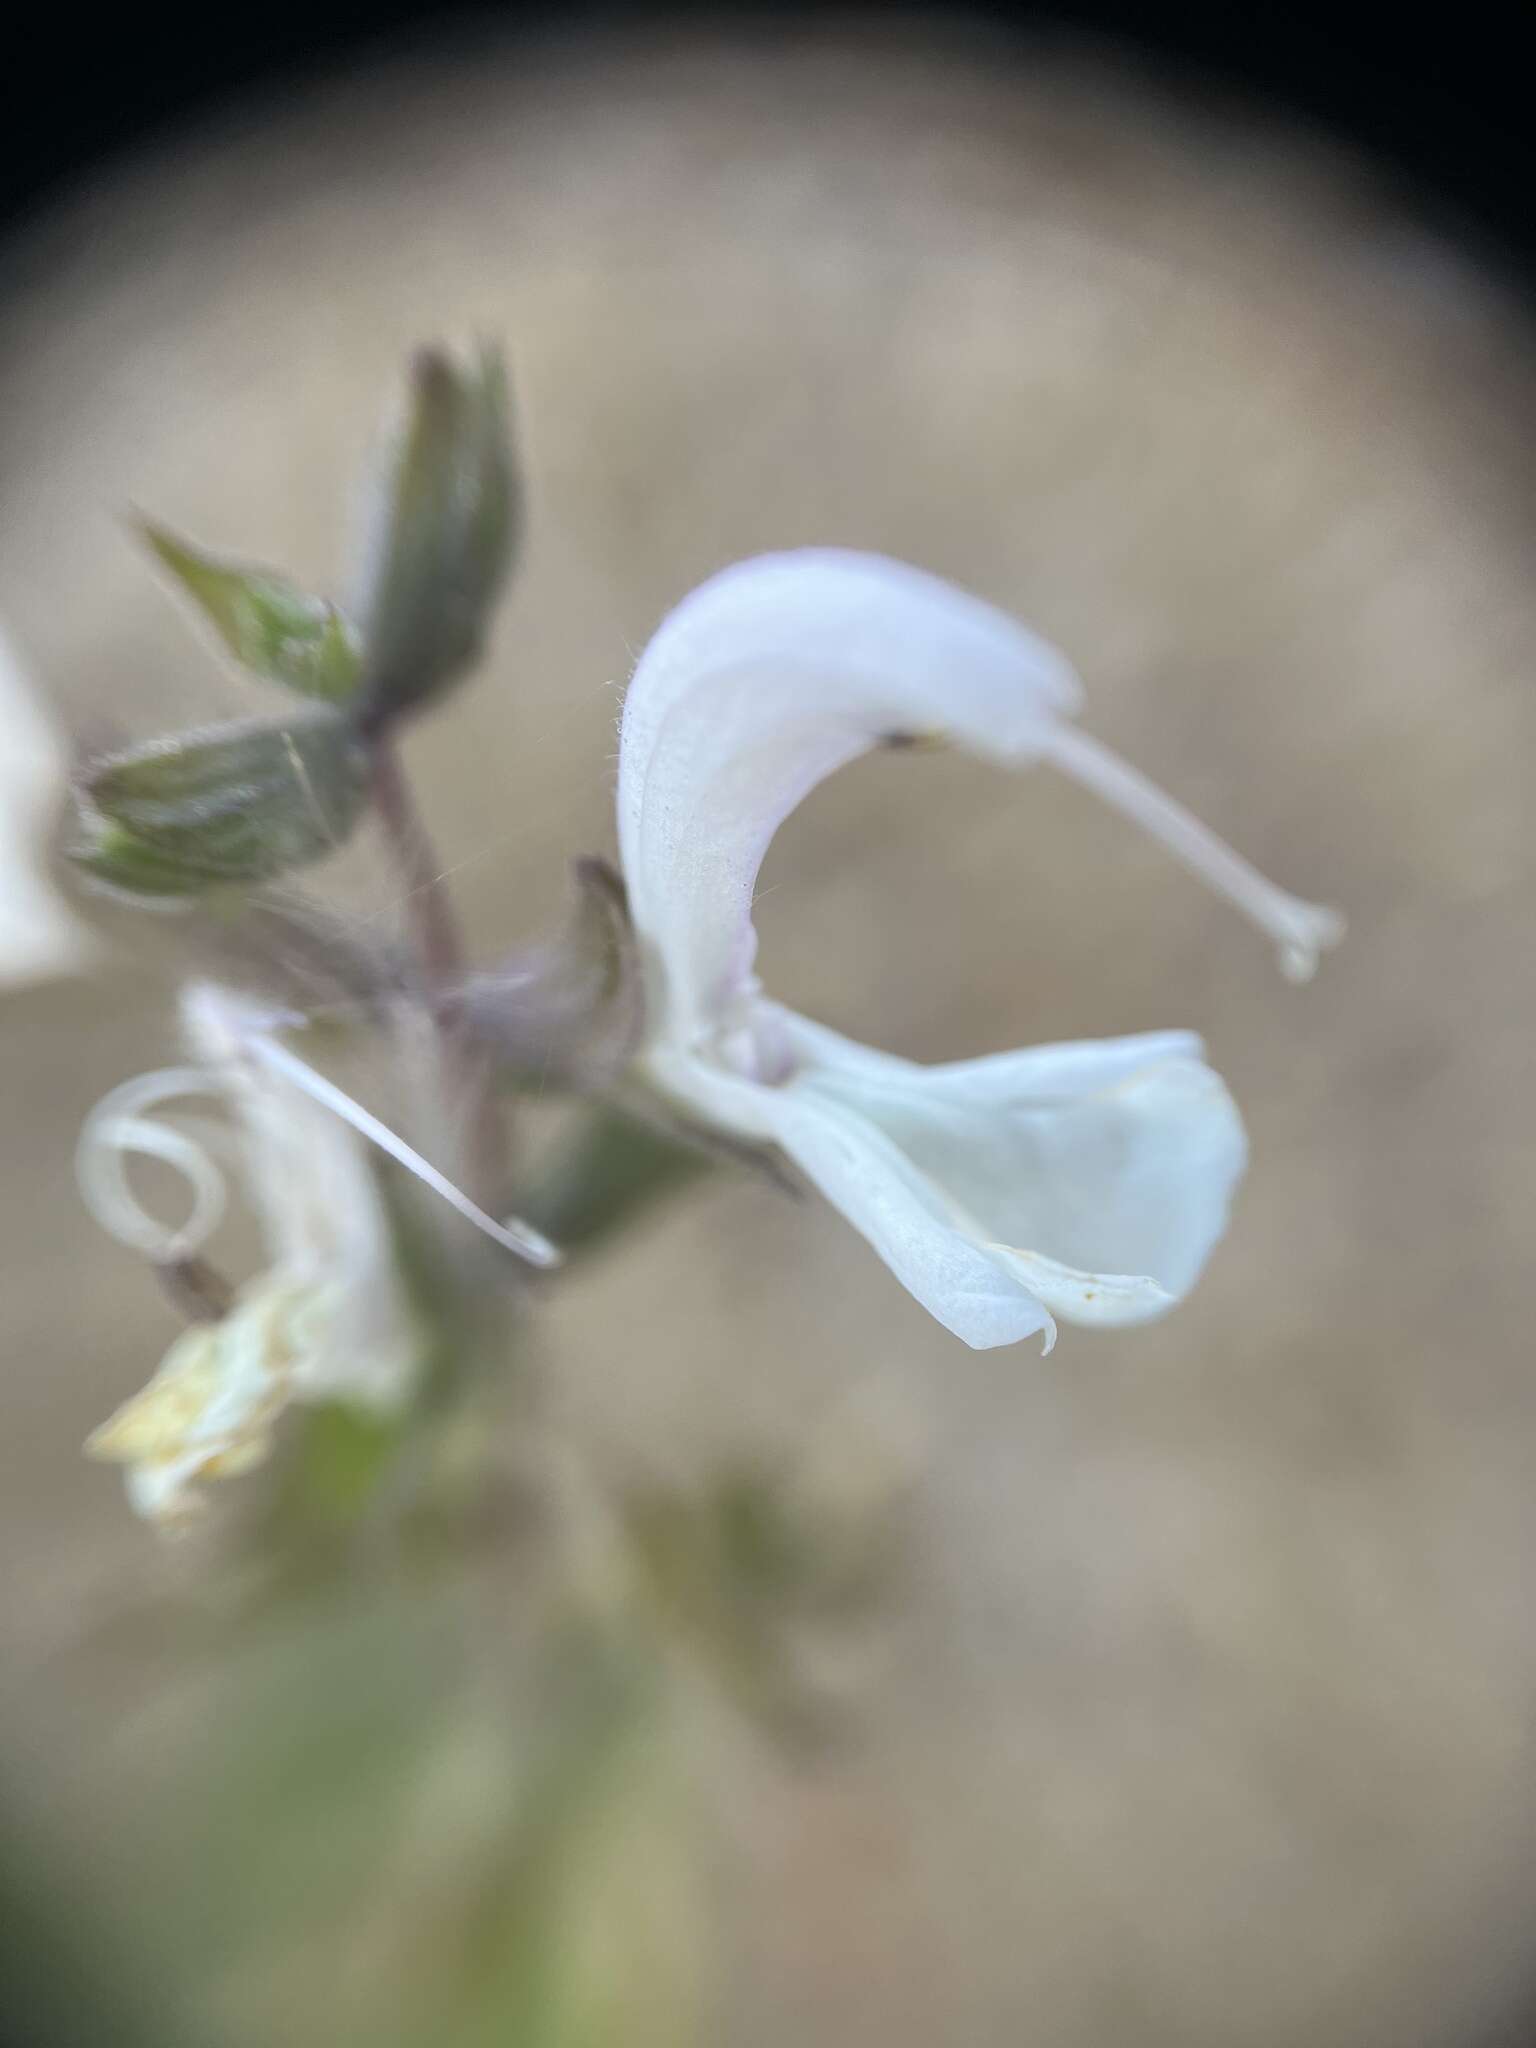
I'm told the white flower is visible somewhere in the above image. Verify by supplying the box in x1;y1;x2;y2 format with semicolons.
79;982;430;1522
0;625;93;986
617;550;1341;1352
82;981;561;1524
81;980;564;1523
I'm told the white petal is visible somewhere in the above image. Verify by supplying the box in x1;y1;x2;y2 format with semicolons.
649;1047;1056;1351
784;1011;1246;1316
776;1004;1204;1104
0;626;93;986
985;1247;1174;1327
179;984;423;1407
617;553;1342;1047
617;550;1080;1042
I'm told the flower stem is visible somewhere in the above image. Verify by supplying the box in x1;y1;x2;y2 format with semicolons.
370;736;470;1008
369;735;509;1201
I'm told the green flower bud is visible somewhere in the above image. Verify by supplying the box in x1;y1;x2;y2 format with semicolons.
352;342;520;725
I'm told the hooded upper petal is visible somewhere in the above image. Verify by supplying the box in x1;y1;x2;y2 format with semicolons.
617;551;1340;1057
618;550;1081;1045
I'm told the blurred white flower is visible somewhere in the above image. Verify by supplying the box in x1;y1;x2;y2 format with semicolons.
0;626;93;985
80;982;425;1522
81;979;563;1524
617;550;1340;1351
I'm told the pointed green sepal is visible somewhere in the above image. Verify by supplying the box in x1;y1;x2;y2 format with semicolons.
142;523;363;704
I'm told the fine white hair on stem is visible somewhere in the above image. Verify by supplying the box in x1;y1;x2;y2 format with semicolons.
241;1033;561;1270
1043;723;1345;982
76;1069;229;1258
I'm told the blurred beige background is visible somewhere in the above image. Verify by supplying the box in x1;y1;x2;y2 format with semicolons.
2;22;1534;2046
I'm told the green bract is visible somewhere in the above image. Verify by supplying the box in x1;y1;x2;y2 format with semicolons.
71;713;371;895
142;525;364;704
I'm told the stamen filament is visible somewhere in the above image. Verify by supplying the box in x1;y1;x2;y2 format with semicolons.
76;1068;229;1257
243;1034;561;1270
1044;723;1344;981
